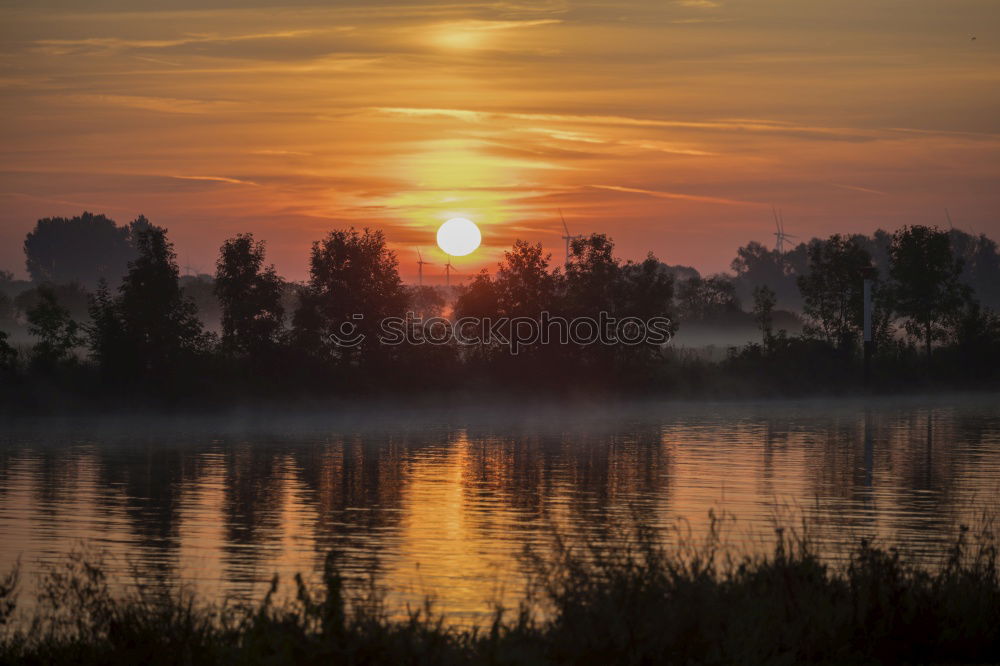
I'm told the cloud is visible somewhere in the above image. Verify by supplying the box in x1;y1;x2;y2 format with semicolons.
374;107;885;142
170;175;259;186
829;182;887;196
70;94;237;114
589;184;761;207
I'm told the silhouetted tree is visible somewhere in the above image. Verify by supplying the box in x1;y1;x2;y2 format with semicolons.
849;229;892;278
407;285;446;319
952;302;1000;380
23;212;138;287
454;270;498;319
615;253;677;374
676;274;741;323
88;223;209;385
14;282;91;327
730;240;806;308
26;285;83;371
617;254;676;323
0;292;12;331
752;285;776;350
494;240;557;318
796;235;873;351
292;228;406;368
0;330;16;373
215;233;284;358
564;234;619;316
889;225;970;359
949;229;1000;309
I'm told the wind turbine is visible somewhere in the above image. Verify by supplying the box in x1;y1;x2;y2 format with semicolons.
560;209;583;267
443;258;455;287
183;255;201;277
772;208;797;254
416;249;432;286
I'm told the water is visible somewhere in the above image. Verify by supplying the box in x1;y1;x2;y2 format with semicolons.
1;395;998;624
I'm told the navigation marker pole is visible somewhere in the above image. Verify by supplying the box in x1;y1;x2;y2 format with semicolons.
862;268;876;387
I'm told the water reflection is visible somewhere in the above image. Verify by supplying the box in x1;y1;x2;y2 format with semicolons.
1;397;998;622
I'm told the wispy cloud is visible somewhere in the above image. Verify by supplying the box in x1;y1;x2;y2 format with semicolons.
170;175;259;186
589;184;761;207
829;182;887;196
70;94;236;114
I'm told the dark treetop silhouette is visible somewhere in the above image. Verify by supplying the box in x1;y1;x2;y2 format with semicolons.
1;212;999;407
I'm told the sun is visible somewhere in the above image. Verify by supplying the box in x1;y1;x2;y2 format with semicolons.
436;217;482;256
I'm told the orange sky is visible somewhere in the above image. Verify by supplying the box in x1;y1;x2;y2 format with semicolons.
1;0;998;283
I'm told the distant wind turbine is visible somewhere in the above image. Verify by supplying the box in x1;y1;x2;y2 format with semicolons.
560;209;583;267
772;208;797;254
443;258;456;287
416;249;432;286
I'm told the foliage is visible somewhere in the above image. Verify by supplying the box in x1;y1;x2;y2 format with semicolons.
215;233;284;358
730;240;808;309
23;212;137;287
0;292;13;330
796;234;873;350
950;229;1000;310
495;239;558;318
25;285;83;371
889;225;971;358
0;330;17;373
676;274;741;323
87;221;209;389
407;285;446;319
292;228;407;373
4;212;1000;403
14;282;91;327
752;284;776;349
1;521;997;665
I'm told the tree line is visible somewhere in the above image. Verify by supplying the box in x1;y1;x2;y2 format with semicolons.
1;212;998;406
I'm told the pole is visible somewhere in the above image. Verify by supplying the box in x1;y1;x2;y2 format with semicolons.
863;272;874;387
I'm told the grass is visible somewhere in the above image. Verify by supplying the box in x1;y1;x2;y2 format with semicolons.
0;518;998;665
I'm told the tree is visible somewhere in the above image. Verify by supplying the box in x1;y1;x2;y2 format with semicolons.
563;234;619;316
14;282;91;327
0;291;12;330
889;225;970;359
676;274;741;323
26;285;83;371
617;254;676;323
952;302;1000;380
615;253;677;373
454;270;499;320
215;233;284;358
407;285;446;319
494;240;557;318
796;235;873;350
0;330;16;373
88;223;208;383
23;212;136;287
752;285;776;350
730;240;806;309
292;228;406;366
949;229;1000;309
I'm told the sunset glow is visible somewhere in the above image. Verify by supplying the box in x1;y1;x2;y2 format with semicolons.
1;1;998;281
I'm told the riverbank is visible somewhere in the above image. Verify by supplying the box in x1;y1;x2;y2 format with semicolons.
1;520;997;665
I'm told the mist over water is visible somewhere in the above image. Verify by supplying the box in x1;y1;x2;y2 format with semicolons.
1;395;998;625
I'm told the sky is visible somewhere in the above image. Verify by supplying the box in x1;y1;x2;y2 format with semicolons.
1;0;998;283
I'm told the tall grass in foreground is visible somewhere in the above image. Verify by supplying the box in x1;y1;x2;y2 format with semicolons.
1;520;998;665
